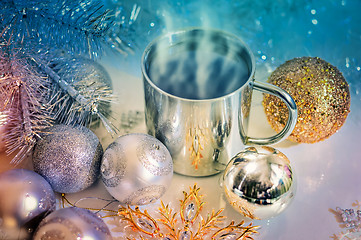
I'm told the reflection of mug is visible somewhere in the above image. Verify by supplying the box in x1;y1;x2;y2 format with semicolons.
142;28;297;177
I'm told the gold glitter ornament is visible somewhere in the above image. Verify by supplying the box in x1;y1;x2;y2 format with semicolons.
263;57;350;143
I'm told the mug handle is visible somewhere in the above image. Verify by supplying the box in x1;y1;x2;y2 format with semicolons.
244;80;298;145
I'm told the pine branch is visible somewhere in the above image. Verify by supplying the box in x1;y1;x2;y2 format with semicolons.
0;45;53;165
31;53;118;136
103;1;162;56
0;0;139;58
102;3;141;55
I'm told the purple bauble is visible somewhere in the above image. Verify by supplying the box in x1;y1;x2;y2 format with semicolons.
0;169;56;239
33;207;112;240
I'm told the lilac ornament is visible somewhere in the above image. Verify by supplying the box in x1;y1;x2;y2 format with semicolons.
0;169;56;239
33;207;112;240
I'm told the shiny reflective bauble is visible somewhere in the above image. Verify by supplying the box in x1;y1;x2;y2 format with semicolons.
0;169;56;239
33;124;103;193
222;146;295;220
33;207;112;240
263;56;350;143
101;133;173;205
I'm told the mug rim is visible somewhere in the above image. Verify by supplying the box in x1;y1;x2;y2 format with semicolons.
141;27;256;102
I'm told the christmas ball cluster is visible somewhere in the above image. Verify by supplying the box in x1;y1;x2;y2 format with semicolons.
1;123;174;238
263;57;350;143
32;125;173;204
0;169;113;240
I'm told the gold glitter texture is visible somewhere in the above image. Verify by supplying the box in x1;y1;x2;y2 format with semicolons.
263;57;350;143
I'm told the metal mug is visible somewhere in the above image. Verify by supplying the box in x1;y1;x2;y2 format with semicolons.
141;28;297;177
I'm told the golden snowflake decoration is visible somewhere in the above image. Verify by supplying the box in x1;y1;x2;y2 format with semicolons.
106;184;259;240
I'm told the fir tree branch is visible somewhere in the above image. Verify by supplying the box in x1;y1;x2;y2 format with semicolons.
0;0;137;58
31;54;118;136
0;46;53;165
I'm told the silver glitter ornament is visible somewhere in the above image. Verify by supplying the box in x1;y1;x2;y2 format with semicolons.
33;207;112;240
222;146;295;220
0;169;56;239
32;124;103;193
101;133;173;205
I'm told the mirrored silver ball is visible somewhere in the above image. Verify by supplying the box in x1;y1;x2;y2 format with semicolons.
222;146;296;219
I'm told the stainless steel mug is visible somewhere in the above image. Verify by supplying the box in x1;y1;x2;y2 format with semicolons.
142;28;297;177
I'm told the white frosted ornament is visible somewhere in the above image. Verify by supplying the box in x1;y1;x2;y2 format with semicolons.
101;133;173;205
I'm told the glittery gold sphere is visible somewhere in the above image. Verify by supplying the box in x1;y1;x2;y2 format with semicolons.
263;57;350;143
